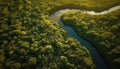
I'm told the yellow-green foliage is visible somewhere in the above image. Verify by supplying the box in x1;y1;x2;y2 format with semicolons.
61;9;120;69
0;0;120;69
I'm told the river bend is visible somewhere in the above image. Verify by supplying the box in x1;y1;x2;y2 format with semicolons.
49;5;120;69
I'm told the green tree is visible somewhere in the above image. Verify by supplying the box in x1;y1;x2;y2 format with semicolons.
60;56;68;63
28;57;37;65
19;41;30;48
45;45;53;53
3;6;9;14
13;63;21;69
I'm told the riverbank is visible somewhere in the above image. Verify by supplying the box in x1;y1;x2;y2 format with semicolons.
60;6;120;69
47;0;120;15
0;0;120;69
50;9;109;69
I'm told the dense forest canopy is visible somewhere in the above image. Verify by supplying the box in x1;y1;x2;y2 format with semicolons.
0;0;120;69
61;8;120;69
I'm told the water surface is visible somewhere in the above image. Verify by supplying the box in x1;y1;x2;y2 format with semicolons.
49;5;120;69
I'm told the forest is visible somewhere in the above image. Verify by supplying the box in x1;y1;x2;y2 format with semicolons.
0;0;120;69
61;6;120;69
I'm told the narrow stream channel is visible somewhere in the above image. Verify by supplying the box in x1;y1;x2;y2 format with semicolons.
49;5;120;69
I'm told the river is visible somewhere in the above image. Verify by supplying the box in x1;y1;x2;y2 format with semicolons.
49;5;120;69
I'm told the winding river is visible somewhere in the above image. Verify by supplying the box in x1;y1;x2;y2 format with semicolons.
49;5;120;69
